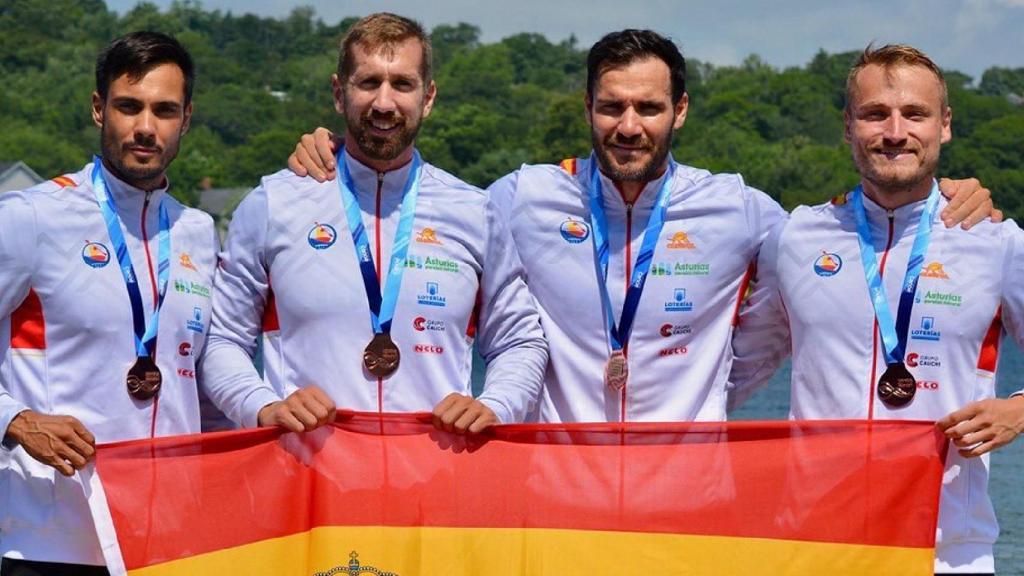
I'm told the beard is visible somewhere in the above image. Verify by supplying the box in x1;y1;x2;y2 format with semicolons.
854;146;938;194
592;129;672;183
347;109;421;162
100;123;178;188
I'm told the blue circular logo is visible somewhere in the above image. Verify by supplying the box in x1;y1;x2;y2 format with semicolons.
82;242;110;268
559;219;590;243
308;223;337;250
813;252;842;277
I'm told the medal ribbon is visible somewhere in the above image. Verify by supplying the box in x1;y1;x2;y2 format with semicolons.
587;154;675;353
90;156;171;358
336;149;423;334
851;181;940;365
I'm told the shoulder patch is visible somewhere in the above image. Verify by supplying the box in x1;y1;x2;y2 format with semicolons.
830;192;848;206
51;175;77;189
558;158;578;176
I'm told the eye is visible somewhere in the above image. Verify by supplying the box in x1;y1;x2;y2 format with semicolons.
115;101;143;114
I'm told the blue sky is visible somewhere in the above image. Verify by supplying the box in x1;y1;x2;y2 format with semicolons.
105;0;1023;80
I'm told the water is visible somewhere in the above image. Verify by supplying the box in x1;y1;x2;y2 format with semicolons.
473;341;1024;573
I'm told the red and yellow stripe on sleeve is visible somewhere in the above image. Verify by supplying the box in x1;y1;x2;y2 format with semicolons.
93;414;947;576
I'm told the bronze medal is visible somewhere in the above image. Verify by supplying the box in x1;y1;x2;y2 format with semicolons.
126;356;162;400
877;362;916;408
363;333;400;378
604;350;628;391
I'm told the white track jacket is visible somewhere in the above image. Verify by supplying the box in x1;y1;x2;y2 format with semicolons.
0;162;217;565
730;190;1024;573
488;156;786;423
201;151;547;427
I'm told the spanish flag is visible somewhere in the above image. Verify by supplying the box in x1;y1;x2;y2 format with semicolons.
86;413;947;575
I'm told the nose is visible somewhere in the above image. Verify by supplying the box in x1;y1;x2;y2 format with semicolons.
134;109;156;141
372;82;398;114
617;106;643;139
882;112;907;143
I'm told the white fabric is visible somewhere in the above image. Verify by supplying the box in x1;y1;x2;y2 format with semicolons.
731;191;1024;573
0;162;217;565
488;156;786;423
201;151;547;427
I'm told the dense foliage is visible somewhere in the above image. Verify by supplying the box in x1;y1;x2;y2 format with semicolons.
2;0;1022;216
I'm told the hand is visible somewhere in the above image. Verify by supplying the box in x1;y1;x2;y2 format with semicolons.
286;127;342;182
936;396;1024;457
257;385;336;433
432;393;499;434
5;411;96;477
938;177;1003;230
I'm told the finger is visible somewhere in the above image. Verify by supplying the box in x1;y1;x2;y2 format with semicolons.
992;208;1004;223
288;145;307;177
298;392;330;424
275;410;307;434
44;451;76;477
938;178;963;217
452;405;482;434
307;386;337;413
293;145;323;181
959;440;996;458
313;128;337;170
942;188;986;228
960;198;994;231
467;410;497;434
57;444;88;470
439;401;471;434
68;418;96;447
287;404;320;430
64;430;96;462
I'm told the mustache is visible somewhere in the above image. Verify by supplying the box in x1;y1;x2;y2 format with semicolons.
604;133;654;150
123;134;162;153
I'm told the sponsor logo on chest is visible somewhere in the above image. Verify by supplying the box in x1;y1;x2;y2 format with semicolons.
417;282;447;307
917;290;962;307
650;262;710;276
174;279;211;298
664;288;694;312
910;316;941;341
186;306;205;333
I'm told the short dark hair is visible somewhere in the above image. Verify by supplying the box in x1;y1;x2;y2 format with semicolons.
95;31;195;106
587;29;687;104
337;13;432;85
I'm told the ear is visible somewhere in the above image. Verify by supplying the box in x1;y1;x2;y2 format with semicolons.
331;74;345;115
91;91;105;129
181;101;193;136
421;80;437;119
940;105;952;144
672;92;689;130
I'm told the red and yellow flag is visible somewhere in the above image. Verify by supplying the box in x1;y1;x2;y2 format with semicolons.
86;413;947;575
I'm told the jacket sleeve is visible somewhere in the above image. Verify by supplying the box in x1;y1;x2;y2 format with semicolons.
728;196;792;412
473;196;548;423
198;185;282;428
1000;222;1024;397
0;191;37;444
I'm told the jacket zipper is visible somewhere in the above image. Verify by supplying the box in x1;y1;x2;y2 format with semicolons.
141;191;160;437
376;171;385;415
868;209;896;420
621;202;633;423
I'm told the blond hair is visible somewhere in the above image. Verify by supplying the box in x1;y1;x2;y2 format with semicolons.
845;43;948;111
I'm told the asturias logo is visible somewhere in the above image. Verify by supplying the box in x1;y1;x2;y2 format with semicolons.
813;251;842;276
307;223;337;250
82;241;110;268
559;218;590;243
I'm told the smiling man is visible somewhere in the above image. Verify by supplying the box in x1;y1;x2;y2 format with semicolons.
200;13;546;435
289;29;997;426
0;32;217;575
730;44;1024;575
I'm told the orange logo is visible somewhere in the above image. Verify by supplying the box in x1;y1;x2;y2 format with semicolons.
180;253;198;271
666;231;696;250
921;262;948;279
416;228;442;245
